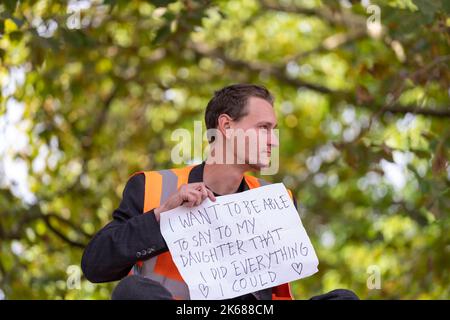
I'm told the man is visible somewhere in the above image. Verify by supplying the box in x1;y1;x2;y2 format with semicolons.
81;84;358;300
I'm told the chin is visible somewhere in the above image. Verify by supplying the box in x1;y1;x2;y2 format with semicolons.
248;161;270;171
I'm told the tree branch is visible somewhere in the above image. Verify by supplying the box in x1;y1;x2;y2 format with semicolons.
0;202;90;249
259;0;367;28
45;213;92;238
187;41;335;94
280;29;368;64
81;86;118;150
379;105;450;118
41;214;87;249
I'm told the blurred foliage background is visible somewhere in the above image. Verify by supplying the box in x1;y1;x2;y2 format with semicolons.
0;0;449;299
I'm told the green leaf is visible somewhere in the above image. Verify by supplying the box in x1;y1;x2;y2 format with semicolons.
152;24;172;45
8;30;22;41
2;0;18;13
412;0;441;22
148;0;178;8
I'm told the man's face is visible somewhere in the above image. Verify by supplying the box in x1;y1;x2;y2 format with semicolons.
227;97;279;170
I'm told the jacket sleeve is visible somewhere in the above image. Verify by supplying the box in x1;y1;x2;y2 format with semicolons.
81;173;169;283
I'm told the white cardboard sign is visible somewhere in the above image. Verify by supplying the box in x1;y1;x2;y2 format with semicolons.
160;183;319;300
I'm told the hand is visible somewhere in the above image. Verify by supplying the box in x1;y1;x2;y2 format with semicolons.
154;182;216;221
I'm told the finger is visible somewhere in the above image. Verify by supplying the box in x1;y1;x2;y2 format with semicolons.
192;184;215;203
197;184;209;200
188;182;205;190
194;191;204;206
183;193;198;207
187;189;203;207
205;188;216;202
181;191;197;207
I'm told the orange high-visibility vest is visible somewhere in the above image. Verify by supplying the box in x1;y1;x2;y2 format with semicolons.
129;165;294;300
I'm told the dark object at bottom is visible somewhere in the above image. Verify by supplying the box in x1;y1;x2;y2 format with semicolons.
309;289;360;300
111;275;174;300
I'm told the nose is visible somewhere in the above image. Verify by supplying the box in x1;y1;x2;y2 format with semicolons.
268;129;279;148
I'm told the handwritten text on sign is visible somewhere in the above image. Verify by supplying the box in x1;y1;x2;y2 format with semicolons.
160;183;319;300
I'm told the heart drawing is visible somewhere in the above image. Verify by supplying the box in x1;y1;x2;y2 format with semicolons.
199;283;209;298
291;262;303;276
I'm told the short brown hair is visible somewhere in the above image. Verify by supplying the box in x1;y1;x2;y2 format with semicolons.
204;84;274;142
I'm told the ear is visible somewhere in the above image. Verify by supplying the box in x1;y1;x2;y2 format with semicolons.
217;114;233;139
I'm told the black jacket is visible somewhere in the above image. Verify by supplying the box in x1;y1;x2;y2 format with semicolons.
81;162;297;299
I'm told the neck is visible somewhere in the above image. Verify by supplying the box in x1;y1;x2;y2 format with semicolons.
203;160;248;195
